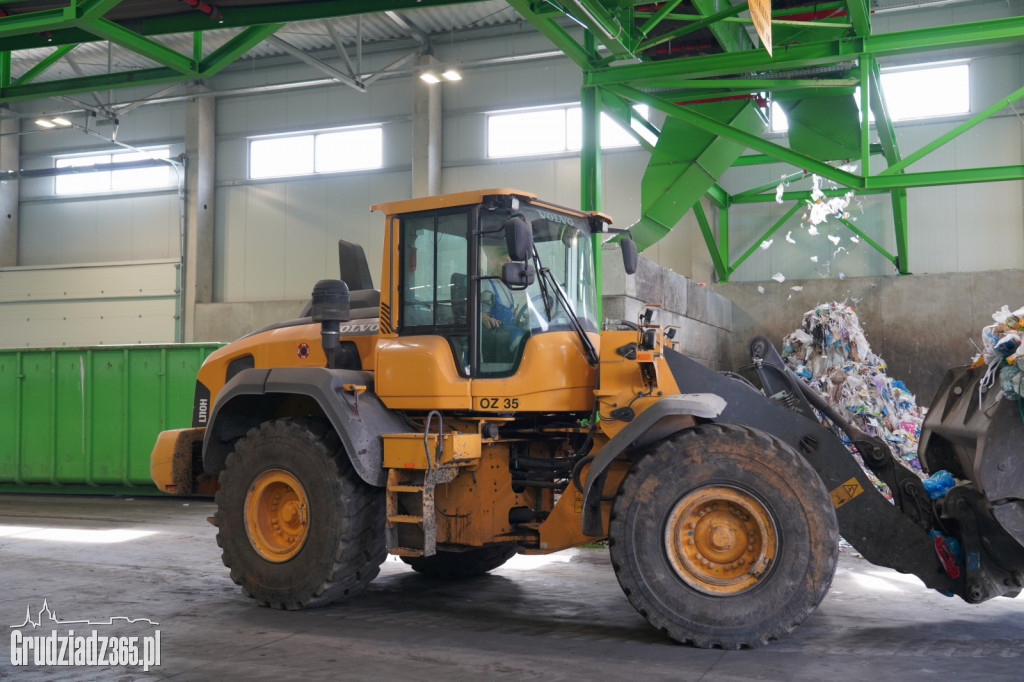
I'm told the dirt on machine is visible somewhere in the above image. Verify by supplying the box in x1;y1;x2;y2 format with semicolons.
151;189;1024;648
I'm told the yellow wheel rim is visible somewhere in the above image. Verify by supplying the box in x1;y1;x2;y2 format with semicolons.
244;469;310;562
664;485;778;596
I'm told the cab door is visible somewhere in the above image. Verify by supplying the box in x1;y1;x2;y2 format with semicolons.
375;208;473;410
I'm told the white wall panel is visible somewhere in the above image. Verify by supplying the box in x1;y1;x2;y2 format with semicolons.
19;194;181;266
0;261;179;348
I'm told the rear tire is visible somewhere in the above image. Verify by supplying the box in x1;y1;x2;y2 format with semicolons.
609;423;838;649
401;543;517;579
214;418;385;609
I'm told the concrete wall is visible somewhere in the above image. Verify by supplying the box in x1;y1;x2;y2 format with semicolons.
712;269;1024;404
604;247;732;370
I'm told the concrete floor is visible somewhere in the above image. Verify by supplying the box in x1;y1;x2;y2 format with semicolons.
1;495;1023;681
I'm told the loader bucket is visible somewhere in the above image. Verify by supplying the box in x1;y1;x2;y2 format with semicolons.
918;365;1024;551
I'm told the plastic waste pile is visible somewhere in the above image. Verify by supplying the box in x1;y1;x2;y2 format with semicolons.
781;303;927;497
971;304;1024;402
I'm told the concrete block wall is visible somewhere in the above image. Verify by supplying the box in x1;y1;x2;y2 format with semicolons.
603;246;732;370
713;269;1024;405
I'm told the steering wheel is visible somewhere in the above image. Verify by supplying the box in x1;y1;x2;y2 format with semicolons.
516;293;571;330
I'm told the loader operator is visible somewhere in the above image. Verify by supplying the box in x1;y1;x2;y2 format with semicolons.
479;240;526;367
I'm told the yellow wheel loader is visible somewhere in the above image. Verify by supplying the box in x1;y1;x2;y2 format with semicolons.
152;189;1024;648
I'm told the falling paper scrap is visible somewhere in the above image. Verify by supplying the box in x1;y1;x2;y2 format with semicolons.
771;272;786;283
760;239;774;250
781;302;928;497
828;234;841;246
850;236;860;244
791;286;803;292
808;225;819;236
786;231;796;244
971;304;1024;401
810;255;819;263
758;286;765;294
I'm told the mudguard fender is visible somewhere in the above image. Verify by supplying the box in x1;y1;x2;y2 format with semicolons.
581;393;727;536
203;367;405;487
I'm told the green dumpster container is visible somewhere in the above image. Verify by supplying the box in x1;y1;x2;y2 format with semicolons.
0;344;221;495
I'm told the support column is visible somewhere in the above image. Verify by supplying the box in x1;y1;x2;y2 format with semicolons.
0;109;19;267
412;55;441;198
183;84;216;341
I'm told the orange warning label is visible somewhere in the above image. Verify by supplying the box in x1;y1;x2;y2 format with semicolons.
573;491;583;513
830;477;864;509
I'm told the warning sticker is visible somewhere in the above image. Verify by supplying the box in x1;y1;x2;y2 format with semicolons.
829;477;864;509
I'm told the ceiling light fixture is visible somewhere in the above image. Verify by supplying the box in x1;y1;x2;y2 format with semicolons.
51;117;72;127
441;69;462;81
419;72;441;84
35;119;57;128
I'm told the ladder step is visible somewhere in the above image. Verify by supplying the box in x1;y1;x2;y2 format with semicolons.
387;485;424;493
387;514;424;525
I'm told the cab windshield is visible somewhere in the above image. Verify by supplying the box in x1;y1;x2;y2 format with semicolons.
478;204;597;377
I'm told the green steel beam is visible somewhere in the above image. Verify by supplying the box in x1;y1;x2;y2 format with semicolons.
837;216;898;266
0;66;184;102
705;183;729;209
506;0;594;69
0;8;76;40
0;0;482;51
199;24;283;77
865;165;1024;190
719;206;730;279
638;0;684;37
0;23;281;101
12;44;75;86
693;201;730;281
890;189;909;273
694;0;752;54
729;186;891;204
555;0;636;59
860;59;870;175
193;31;202;64
729;203;802;273
635;12;851;30
581;32;602;212
866;56;901;167
0;51;8;88
732;146;884;166
140;0;482;37
586;15;1024;85
845;0;871;37
599;89;656;152
607;83;863;188
83;18;196;74
638;2;749;52
660;77;859;91
732;170;806;199
77;0;125;21
879;83;1024;176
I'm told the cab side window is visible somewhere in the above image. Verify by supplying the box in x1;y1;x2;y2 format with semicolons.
399;210;470;373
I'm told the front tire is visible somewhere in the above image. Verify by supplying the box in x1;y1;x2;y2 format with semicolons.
214;418;385;609
609;423;838;649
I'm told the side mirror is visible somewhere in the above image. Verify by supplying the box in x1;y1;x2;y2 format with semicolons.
621;236;638;275
501;261;535;287
503;215;533;262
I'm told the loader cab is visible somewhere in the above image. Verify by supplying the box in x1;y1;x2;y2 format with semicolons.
372;190;601;412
